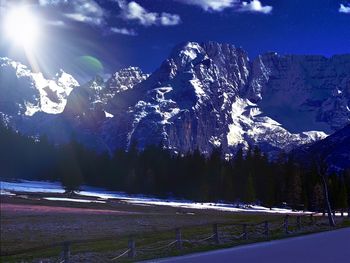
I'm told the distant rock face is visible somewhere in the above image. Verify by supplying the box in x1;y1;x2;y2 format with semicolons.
248;53;350;133
1;41;350;157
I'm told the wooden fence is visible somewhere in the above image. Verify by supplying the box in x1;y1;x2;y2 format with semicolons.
2;213;349;262
57;213;348;262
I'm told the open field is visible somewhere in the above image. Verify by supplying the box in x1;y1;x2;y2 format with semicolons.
1;192;350;263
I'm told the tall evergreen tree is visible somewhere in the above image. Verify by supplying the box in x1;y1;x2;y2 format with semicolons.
245;174;256;203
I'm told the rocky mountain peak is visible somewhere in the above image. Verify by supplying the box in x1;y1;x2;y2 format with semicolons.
170;42;204;62
0;57;79;116
107;66;149;93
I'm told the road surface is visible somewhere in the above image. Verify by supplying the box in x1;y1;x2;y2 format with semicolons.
155;227;350;263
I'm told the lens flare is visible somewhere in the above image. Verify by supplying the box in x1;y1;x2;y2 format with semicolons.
76;56;104;74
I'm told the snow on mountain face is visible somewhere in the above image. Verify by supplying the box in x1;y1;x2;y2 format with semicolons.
226;98;327;153
0;57;79;117
107;67;149;94
31;71;78;115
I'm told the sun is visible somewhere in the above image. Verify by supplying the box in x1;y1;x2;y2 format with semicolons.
3;6;41;49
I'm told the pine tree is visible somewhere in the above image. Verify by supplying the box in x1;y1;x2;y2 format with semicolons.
338;182;348;212
58;144;84;194
287;164;303;209
245;174;256;203
311;183;324;212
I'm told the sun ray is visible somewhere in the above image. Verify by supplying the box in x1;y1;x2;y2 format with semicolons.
3;5;42;72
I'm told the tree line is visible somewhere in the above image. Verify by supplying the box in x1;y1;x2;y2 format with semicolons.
1;124;349;211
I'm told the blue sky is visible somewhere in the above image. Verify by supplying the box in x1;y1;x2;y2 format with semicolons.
0;0;350;83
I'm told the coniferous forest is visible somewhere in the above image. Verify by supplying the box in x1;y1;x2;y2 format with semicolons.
1;124;349;212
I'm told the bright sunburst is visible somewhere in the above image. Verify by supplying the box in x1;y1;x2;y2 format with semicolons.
3;6;40;49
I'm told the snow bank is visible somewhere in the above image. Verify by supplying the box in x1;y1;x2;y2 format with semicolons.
0;180;65;194
1;180;310;214
43;197;106;204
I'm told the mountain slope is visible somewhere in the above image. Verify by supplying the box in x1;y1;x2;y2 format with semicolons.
296;124;350;171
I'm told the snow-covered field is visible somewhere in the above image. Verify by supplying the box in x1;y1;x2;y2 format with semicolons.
1;179;311;214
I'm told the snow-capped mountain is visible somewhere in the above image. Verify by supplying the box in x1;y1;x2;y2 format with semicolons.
96;42;341;155
0;57;79;119
1;41;349;157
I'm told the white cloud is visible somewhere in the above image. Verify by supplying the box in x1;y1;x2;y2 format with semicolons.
339;4;350;14
64;12;103;25
175;0;272;14
39;0;106;26
160;12;182;26
110;27;137;36
65;0;105;25
175;0;237;12
118;1;181;26
239;0;272;14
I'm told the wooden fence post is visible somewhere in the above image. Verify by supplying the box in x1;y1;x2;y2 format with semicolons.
296;216;301;231
264;221;269;240
284;215;289;234
63;242;70;263
243;224;248;240
213;224;219;244
332;210;336;217
128;238;136;258
176;228;182;250
348;208;350;218
341;209;344;217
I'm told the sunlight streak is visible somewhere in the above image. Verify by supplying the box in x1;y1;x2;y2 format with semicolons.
3;5;42;72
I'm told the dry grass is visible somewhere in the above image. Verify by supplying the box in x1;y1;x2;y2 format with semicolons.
1;194;348;262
